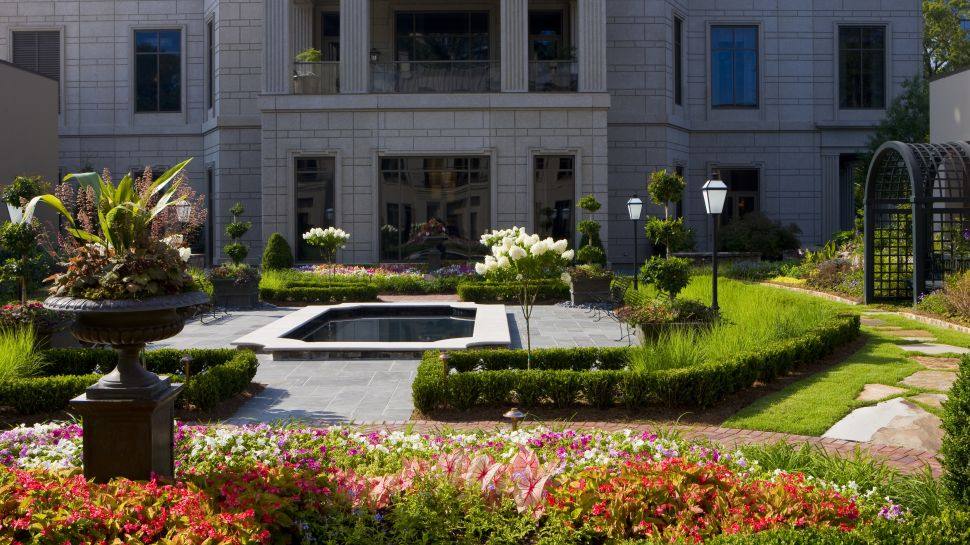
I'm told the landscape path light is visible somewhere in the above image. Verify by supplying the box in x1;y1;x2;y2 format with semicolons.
626;196;643;290
701;180;728;312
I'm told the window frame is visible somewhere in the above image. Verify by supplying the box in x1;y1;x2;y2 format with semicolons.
9;27;64;116
673;16;684;107
837;25;888;111
293;155;339;262
206;17;215;113
710;166;761;225
393;11;492;62
132;27;184;115
532;154;577;245
709;24;760;109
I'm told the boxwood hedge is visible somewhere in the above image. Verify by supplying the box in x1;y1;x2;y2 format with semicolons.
457;280;570;304
413;314;860;412
0;348;258;414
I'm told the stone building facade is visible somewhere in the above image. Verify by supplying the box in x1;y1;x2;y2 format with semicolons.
0;0;922;264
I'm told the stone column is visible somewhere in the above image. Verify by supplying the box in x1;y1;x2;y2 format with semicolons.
291;0;313;58
500;0;528;92
340;0;370;93
262;0;291;94
577;0;607;92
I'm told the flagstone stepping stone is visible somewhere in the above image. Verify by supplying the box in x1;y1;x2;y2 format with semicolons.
861;317;889;327
824;398;943;451
899;343;970;355
856;384;907;402
900;370;957;392
885;329;936;341
910;393;948;410
913;356;961;371
872;326;903;331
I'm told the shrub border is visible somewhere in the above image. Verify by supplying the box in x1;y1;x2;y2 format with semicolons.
413;314;860;412
0;349;258;414
457;280;569;304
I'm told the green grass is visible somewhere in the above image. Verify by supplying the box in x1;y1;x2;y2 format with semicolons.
0;327;45;382
628;276;847;372
259;268;466;295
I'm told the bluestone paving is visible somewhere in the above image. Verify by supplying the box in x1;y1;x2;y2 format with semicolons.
161;304;626;424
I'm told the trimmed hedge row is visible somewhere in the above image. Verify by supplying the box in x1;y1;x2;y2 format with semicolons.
413;314;860;412
457;280;570;304
0;348;258;414
942;355;970;505
260;284;379;304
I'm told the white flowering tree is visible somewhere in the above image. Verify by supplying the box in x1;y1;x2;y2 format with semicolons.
303;227;350;275
475;227;574;368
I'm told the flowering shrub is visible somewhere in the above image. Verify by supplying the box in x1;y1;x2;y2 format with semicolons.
0;301;68;331
303;227;350;265
0;423;908;543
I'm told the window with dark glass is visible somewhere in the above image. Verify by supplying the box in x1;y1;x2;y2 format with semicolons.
321;13;340;61
529;10;566;60
674;17;684;106
839;26;886;109
674;165;685;218
713;168;759;224
379;156;490;262
295;158;337;261
534;156;575;245
711;26;758;108
206;21;214;110
135;30;181;113
395;12;490;61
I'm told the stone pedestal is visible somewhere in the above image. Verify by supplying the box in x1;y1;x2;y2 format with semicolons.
69;384;183;482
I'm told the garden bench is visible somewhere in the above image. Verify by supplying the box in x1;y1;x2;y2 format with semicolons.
585;276;634;344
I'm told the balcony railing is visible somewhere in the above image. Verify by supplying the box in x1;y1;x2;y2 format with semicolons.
292;61;340;95
529;60;578;92
371;61;499;93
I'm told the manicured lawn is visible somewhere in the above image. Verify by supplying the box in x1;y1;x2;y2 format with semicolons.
628;276;846;372
724;313;970;436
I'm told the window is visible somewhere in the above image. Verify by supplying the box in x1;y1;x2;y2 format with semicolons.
135;29;182;113
321;13;340;61
534;156;575;245
206;21;214;110
674;17;684;106
295;158;337;261
201;167;214;265
713;168;759;224
839;26;886;109
711;26;758;108
12;31;60;81
674;165;685;218
395;12;490;61
379;156;490;262
529;10;566;60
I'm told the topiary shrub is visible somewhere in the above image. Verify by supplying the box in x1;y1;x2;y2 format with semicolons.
640;256;692;300
224;202;252;265
719;212;801;260
576;196;607;265
942;355;970;505
262;233;294;270
645;169;694;257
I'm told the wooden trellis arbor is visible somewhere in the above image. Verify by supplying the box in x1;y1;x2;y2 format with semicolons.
864;141;970;304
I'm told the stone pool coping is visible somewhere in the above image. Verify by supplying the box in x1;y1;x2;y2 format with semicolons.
231;302;510;359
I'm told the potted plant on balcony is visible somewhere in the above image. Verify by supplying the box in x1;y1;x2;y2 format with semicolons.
25;158;208;480
293;48;322;95
565;195;613;304
210;202;260;309
2;175;48;223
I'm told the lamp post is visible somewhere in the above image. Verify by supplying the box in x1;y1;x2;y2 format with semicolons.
701;180;728;313
626;196;643;290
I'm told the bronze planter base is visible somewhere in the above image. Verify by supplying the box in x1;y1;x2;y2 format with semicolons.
570;277;614;305
69;384;182;482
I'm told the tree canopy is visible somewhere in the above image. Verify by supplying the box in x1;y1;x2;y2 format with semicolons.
924;0;970;76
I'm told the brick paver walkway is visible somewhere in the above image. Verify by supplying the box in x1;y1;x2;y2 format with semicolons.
361;420;941;476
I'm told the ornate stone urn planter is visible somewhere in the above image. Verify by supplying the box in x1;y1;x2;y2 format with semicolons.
44;291;209;481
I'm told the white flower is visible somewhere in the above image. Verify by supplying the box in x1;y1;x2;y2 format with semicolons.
531;240;549;255
553;239;569;253
561;272;571;283
562;249;575;261
508;245;527;261
178;247;192;262
497;255;510;268
162;234;184;248
474;262;488;275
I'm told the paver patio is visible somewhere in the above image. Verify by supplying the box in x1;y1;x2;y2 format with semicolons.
156;303;629;423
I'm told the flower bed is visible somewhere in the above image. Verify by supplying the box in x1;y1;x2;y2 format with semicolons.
0;422;944;544
413;314;860;412
0;349;258;414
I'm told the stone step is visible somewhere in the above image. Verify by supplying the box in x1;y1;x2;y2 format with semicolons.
823;398;942;451
910;393;948;410
898;343;970;355
856;383;907;402
900;370;958;392
913;356;961;371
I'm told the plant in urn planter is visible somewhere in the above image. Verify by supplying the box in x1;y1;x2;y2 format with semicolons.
25;158;208;481
209;202;260;309
566;195;613;304
302;226;350;276
475;227;573;369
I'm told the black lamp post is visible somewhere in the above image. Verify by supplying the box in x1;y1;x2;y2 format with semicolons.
701;180;728;312
626;196;643;290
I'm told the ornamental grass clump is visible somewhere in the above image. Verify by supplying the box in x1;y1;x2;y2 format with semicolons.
25;160;197;300
0;327;44;382
475;227;573;367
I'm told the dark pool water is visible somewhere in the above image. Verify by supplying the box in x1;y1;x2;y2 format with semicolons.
284;306;476;343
